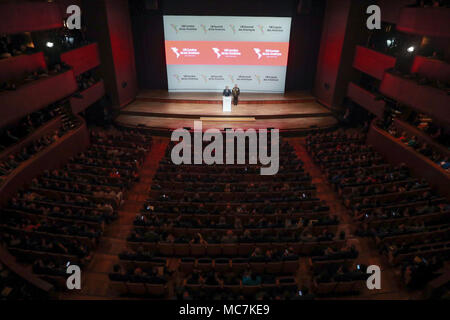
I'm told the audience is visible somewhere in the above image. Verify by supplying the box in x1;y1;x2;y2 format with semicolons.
307;128;450;291
0;126;152;288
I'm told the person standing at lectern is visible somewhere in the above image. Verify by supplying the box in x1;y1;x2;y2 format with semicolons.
222;86;232;112
223;86;231;97
232;84;240;106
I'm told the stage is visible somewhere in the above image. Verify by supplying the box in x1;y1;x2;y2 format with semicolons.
116;90;337;132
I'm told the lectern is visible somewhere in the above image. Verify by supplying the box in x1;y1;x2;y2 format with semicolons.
222;96;232;112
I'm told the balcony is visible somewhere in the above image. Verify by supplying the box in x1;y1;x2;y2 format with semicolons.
411;56;450;83
352;46;396;80
0;117;62;162
393;118;449;158
0;52;46;83
347;82;385;118
70;80;105;114
0;246;53;295
0;2;63;34
397;7;450;38
379;72;450;125
0;116;89;206
60;43;101;77
367;123;450;199
0;70;78;128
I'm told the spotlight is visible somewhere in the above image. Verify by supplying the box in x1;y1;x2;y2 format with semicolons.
407;46;415;53
46;41;54;48
386;39;392;46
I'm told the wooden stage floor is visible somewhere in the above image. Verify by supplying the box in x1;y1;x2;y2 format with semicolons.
117;90;337;131
136;89;314;102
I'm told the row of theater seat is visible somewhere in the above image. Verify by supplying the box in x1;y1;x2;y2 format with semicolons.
108;135;367;299
0;127;152;292
306;129;450;292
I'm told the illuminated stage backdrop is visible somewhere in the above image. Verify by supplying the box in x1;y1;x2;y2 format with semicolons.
163;16;292;93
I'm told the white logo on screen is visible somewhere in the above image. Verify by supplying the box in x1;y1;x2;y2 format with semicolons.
171;47;180;58
253;48;262;59
212;48;221;59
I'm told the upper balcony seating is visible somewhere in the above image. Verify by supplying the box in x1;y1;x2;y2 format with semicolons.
60;43;101;77
411;56;450;83
0;66;78;128
379;70;450;126
367;123;450;199
0;2;63;35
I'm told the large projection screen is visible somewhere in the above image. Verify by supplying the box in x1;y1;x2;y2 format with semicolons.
163;16;292;93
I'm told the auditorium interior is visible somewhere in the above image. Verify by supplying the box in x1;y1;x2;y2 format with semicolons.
0;0;449;303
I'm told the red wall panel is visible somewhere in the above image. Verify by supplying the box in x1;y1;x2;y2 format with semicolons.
352;46;396;80
0;118;89;206
0;117;62;162
411;56;450;83
105;0;138;108
379;72;450;125
367;124;450;199
314;0;351;108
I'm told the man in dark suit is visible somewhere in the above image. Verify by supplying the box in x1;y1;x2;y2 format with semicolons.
232;84;240;106
223;86;231;97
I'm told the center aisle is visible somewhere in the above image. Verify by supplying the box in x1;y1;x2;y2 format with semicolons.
60;137;169;299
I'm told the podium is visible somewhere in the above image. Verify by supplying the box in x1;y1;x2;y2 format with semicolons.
222;96;232;112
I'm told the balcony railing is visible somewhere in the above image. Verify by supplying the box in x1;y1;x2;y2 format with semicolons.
347;82;385;118
411;56;450;83
397;7;450;38
60;43;101;77
70;80;105;114
352;46;396;80
0;52;46;83
0;70;78;128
